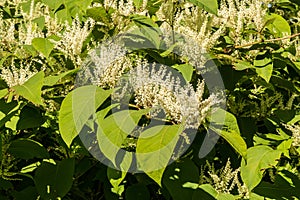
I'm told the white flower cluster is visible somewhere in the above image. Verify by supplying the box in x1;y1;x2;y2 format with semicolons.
80;42;132;88
218;0;270;46
157;1;225;71
0;58;37;87
0;0;47;53
103;0;148;16
115;59;214;129
285;124;300;147
0;0;94;66
201;159;249;198
96;0;148;32
54;17;95;66
0;0;26;6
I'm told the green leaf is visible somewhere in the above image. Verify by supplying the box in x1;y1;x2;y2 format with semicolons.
0;100;20;128
64;0;93;13
0;89;8;99
254;171;300;199
16;106;44;130
55;8;72;23
146;0;163;16
216;193;236;200
241;145;282;191
255;63;273;83
34;162;57;199
13;71;44;105
172;64;194;82
86;6;110;22
107;167;127;196
97;109;149;170
209;108;247;158
254;57;272;67
43;69;78;86
59;85;111;147
144;168;165;187
136;125;183;186
133;0;144;9
32;38;54;58
160;43;178;57
192;184;217;200
32;16;45;29
34;158;75;199
41;0;62;10
186;0;218;15
8;139;49;159
129;17;161;48
163;159;199;200
54;158;75;197
234;61;254;71
277;139;292;159
265;14;291;37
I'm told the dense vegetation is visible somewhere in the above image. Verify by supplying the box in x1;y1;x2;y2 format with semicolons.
0;0;300;199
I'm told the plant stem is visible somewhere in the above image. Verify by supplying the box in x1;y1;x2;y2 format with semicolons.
234;33;300;49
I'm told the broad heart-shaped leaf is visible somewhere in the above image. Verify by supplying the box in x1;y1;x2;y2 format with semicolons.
0;89;8;99
13;71;44;105
241;145;282;191
32;38;54;58
96;109;149;171
208;108;247;158
265;14;291;38
136;124;183;186
187;0;218;15
34;158;75;199
7;138;49;159
163;158;199;200
59;86;111;147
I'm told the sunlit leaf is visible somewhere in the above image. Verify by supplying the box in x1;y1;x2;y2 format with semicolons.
59;86;111;147
241;145;282;191
13;71;44;105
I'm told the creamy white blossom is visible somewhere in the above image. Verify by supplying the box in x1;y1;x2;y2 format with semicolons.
0;59;37;87
114;59;215;129
157;1;225;71
285;124;300;147
79;42;132;88
218;0;270;46
54;17;95;66
103;0;148;16
201;159;249;198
